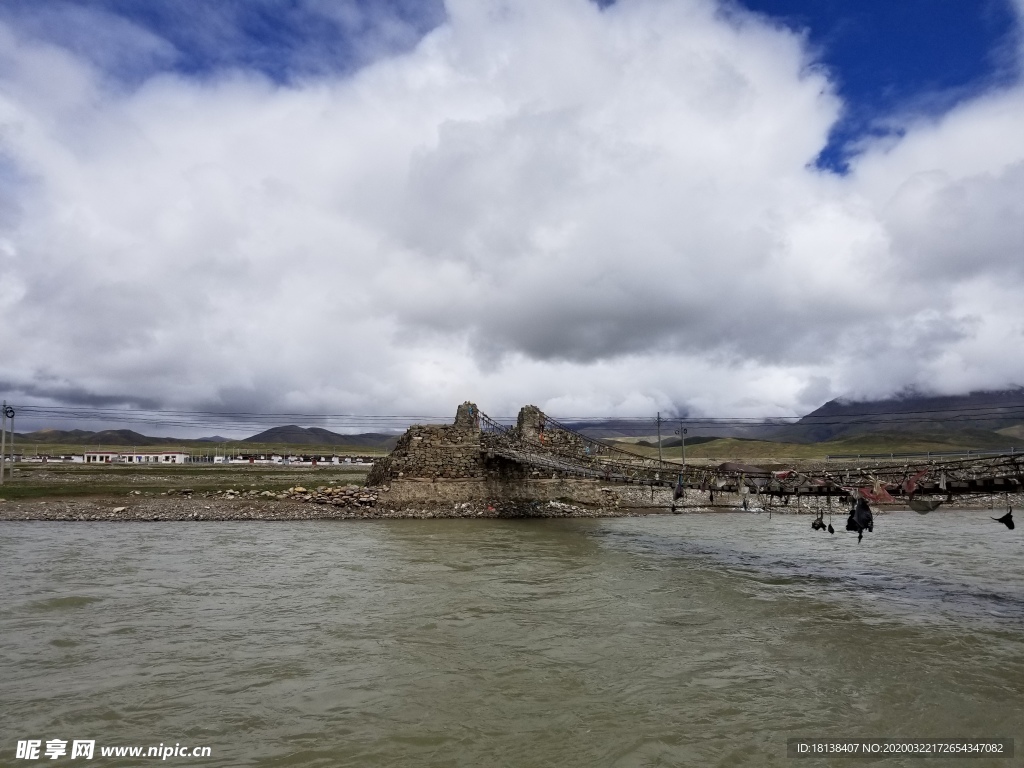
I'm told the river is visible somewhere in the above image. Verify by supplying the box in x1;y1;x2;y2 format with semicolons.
1;510;1021;766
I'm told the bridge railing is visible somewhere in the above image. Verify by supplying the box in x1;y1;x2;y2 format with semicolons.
477;405;1024;494
826;447;1019;461
478;409;704;486
479;412;514;438
539;413;729;485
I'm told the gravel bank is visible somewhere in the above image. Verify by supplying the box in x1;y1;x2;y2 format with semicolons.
2;492;1016;522
0;497;655;521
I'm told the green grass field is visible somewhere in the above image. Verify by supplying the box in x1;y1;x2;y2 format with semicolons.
0;462;371;501
4;429;1020;502
610;429;1021;462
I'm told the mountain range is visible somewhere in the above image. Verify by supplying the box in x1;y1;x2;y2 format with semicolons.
569;388;1024;445
11;425;398;450
781;388;1024;442
14;428;183;446
242;425;398;448
10;389;1024;449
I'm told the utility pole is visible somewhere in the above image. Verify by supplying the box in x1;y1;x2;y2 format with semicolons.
0;403;12;483
0;400;6;485
673;421;688;502
677;421;687;468
656;412;663;468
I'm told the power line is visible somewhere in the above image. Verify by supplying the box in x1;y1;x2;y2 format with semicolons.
8;401;1024;434
16;401;1024;419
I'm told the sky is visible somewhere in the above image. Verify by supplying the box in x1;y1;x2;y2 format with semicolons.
1;0;1023;434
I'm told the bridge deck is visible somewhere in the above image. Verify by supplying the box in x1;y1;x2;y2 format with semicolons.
478;410;1024;501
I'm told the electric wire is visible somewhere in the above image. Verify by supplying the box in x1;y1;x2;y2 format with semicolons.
7;401;1024;437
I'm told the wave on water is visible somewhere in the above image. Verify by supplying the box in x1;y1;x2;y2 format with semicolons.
26;595;103;611
591;512;1024;629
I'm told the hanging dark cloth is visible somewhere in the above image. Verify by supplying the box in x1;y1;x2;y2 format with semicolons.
846;498;874;543
992;509;1014;529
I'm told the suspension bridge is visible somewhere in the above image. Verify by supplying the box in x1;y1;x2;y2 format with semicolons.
474;406;1024;506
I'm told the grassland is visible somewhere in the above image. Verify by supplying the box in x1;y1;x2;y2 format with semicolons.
4;428;1021;503
610;429;1022;462
0;462;371;502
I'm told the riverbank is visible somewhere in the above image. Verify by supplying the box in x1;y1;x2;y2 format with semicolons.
1;494;1018;521
2;462;1018;520
0;497;647;521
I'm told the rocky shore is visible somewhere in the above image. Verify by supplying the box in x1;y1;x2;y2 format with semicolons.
1;494;1015;522
2;481;1017;522
0;496;659;521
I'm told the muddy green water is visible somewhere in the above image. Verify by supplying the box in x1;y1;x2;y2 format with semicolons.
1;511;1022;767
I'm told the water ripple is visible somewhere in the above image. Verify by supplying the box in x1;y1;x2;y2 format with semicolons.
0;517;1021;767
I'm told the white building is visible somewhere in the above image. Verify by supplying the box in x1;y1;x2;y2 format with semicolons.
84;451;121;464
84;451;190;464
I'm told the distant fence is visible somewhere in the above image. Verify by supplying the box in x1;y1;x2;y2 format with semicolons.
825;447;1020;461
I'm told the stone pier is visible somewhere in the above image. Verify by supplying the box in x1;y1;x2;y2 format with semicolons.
368;402;664;510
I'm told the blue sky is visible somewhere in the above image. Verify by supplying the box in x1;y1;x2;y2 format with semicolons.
3;0;1018;171
739;0;1020;170
1;0;1023;428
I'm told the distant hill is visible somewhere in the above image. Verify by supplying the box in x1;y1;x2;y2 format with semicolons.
12;425;398;450
817;428;1019;453
242;425;398;449
565;389;1024;446
564;419;663;439
565;418;795;442
781;388;1024;443
640;435;753;448
14;389;1024;451
15;428;180;446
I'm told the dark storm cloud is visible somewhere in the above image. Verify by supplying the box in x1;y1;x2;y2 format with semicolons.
0;380;161;410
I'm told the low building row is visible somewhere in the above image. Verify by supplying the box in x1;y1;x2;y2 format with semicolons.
8;452;376;465
85;451;190;464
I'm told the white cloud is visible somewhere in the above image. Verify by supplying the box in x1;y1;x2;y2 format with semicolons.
1;0;1023;427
